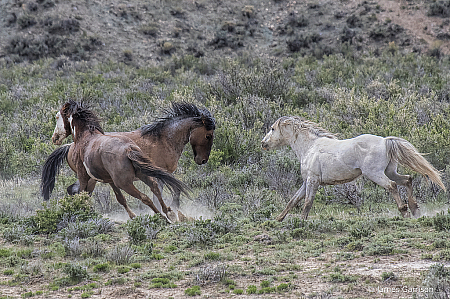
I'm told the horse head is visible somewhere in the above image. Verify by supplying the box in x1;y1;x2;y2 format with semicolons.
261;117;290;150
52;102;75;145
52;101;103;145
189;125;214;165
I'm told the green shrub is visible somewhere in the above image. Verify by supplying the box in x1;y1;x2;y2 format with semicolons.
27;194;97;234
329;273;358;283
150;277;177;288
258;287;276;294
277;283;290;292
432;210;450;231
0;248;12;257
16;249;32;259
364;242;394;256
63;263;89;284
349;223;373;239
185;285;201;296
204;252;221;261
126;214;164;245
246;285;257;294
117;266;131;274
105;277;126;285
21;291;34;298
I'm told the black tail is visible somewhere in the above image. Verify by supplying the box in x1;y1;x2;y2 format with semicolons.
126;147;190;198
40;144;71;201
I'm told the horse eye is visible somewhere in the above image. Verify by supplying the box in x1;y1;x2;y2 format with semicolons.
206;135;211;140
271;127;274;131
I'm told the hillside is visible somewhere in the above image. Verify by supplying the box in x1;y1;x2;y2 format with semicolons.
1;0;450;65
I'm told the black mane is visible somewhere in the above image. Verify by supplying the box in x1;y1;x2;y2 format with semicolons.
140;102;216;137
62;100;104;134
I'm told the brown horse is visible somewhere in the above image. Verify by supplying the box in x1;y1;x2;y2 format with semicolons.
51;100;191;222
42;102;215;215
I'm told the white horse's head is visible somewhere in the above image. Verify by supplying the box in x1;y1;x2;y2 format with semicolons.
261;117;291;150
52;111;73;145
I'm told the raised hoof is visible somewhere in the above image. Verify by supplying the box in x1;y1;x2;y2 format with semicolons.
401;211;411;218
166;210;178;223
275;214;285;222
178;210;194;222
178;211;187;222
411;208;421;218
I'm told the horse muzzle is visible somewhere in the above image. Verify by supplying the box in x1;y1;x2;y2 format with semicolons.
194;155;208;165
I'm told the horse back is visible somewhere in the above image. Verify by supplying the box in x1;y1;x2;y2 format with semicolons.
83;135;138;183
106;130;176;172
304;134;387;184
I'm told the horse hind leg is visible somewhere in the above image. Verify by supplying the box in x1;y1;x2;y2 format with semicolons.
385;161;420;217
109;183;136;219
366;172;410;218
139;174;177;223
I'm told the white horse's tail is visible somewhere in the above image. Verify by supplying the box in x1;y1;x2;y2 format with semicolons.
385;137;446;191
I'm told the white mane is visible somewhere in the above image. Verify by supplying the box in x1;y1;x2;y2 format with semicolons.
276;116;337;140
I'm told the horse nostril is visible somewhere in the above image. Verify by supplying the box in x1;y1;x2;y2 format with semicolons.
201;159;207;164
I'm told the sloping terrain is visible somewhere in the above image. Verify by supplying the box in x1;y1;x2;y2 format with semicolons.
1;0;450;65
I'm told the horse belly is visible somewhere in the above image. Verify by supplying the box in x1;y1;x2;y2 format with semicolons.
83;161;109;183
83;146;113;184
319;159;362;185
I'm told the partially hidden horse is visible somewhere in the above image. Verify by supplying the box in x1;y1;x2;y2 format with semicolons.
51;100;192;222
42;102;215;217
261;116;446;221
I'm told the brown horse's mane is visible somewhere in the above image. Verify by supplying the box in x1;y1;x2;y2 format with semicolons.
62;100;105;134
140;102;216;137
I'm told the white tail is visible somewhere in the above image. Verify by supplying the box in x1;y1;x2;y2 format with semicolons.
386;137;446;191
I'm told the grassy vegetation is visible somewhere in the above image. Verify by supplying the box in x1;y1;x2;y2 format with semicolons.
1;49;450;297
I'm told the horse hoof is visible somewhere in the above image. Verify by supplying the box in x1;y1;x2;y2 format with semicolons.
177;211;194;222
167;210;178;223
178;211;187;222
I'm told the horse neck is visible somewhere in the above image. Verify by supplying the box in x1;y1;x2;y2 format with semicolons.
289;130;317;158
160;118;196;155
71;120;99;144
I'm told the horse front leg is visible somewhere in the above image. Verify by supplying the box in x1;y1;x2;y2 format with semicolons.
301;178;320;220
76;167;91;193
158;179;187;221
276;181;306;222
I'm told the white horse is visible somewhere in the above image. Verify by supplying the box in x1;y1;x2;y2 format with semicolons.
261;116;446;221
